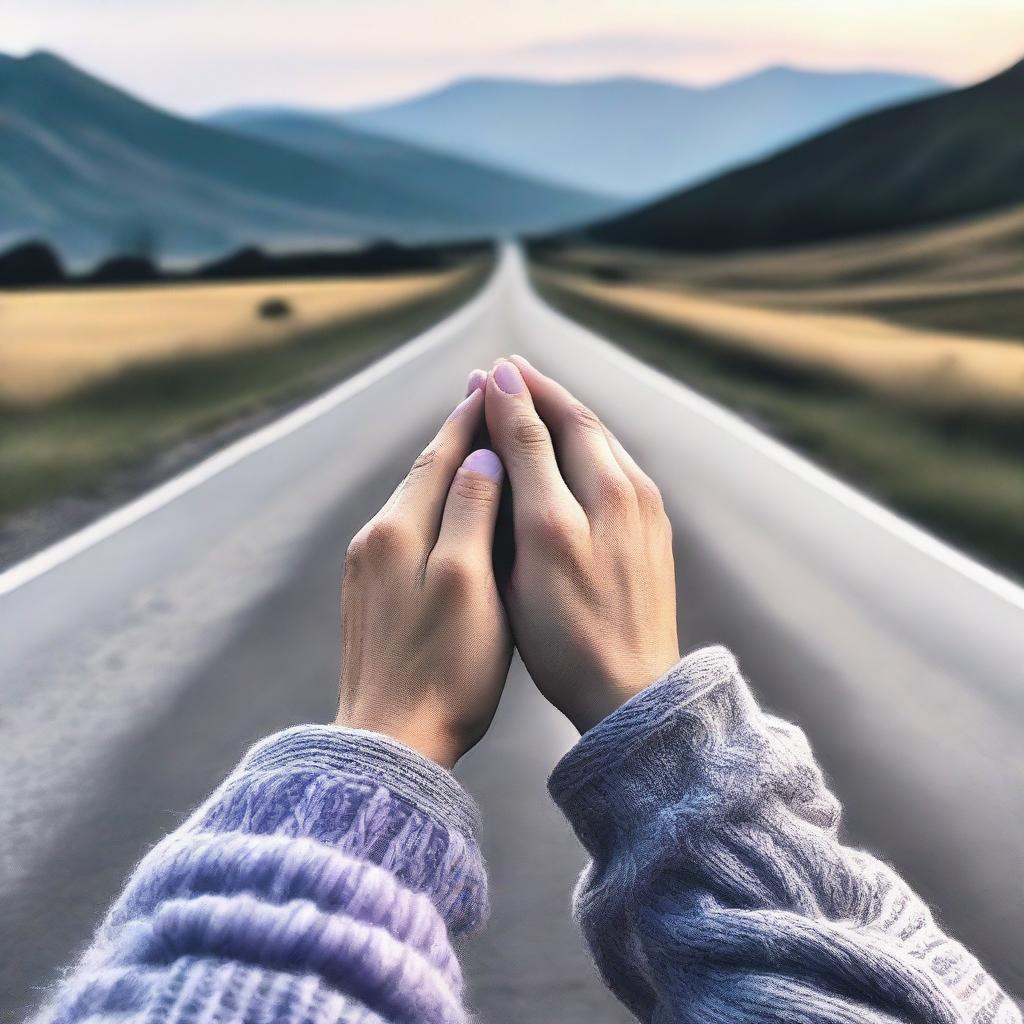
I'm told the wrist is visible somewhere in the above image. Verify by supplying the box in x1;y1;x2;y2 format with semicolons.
394;729;462;771
568;685;645;735
570;651;681;735
334;710;462;769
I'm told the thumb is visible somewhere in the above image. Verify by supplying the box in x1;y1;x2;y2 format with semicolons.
431;448;504;562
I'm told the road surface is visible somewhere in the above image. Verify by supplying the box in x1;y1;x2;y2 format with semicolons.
2;247;1022;1022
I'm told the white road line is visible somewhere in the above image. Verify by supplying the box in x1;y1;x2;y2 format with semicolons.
5;246;1024;617
522;265;1024;613
0;270;495;598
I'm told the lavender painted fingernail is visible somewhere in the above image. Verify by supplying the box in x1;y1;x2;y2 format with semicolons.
462;448;503;480
466;369;487;396
493;359;524;395
447;390;480;421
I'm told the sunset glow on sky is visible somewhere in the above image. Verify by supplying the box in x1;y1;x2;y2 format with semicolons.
7;0;1024;111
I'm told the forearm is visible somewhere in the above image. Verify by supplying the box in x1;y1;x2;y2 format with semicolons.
551;646;1020;1024
36;726;487;1024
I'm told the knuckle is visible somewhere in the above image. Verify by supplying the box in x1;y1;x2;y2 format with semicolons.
596;470;634;512
524;505;580;551
431;552;477;594
410;445;440;474
362;515;415;560
510;414;552;455
344;531;368;570
660;510;674;540
636;477;665;517
567;401;602;433
453;471;498;505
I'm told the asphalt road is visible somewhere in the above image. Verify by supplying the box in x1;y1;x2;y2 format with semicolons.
2;248;1022;1022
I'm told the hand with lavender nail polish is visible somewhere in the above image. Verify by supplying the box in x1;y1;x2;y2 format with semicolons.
483;357;679;734
336;378;511;768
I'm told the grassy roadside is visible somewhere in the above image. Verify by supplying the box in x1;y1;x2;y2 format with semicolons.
539;269;1024;409
0;263;488;531
532;268;1024;580
0;270;476;403
534;207;1024;340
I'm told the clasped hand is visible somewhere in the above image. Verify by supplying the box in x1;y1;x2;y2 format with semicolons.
336;357;680;768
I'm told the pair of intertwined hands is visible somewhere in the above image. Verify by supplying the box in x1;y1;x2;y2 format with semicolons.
336;356;680;767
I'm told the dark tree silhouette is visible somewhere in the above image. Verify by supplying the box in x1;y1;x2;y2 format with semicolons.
0;240;66;286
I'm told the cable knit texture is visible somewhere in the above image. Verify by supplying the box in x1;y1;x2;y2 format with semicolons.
34;725;487;1024
33;650;1019;1024
549;645;1021;1024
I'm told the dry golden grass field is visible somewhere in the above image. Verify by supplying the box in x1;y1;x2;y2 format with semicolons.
549;203;1024;339
544;270;1024;410
0;262;487;559
0;270;466;404
531;218;1024;578
555;204;1024;290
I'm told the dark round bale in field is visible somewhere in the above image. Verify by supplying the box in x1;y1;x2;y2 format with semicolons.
257;297;293;320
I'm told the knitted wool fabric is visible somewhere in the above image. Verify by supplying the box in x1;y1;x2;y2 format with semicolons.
34;726;487;1024
549;646;1021;1024
34;648;1020;1024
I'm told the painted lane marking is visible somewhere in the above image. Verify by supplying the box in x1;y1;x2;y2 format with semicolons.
0;268;496;597
519;254;1024;613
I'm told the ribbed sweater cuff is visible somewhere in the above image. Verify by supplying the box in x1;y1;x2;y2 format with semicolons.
176;723;488;935
239;724;481;842
549;645;745;840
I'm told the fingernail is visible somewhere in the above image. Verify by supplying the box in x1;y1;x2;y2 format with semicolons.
462;448;503;480
511;353;533;369
493;359;524;395
466;368;487;396
447;390;480;421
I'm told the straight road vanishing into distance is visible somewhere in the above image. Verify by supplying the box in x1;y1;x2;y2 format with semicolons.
2;248;1022;1022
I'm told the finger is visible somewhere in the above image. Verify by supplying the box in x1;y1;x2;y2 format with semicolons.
602;425;666;521
466;368;487;396
601;423;654;491
381;388;484;538
508;355;633;518
483;358;581;534
432;448;504;564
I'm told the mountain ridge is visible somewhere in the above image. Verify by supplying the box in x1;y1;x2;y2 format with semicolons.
0;51;612;266
342;67;947;199
587;52;1024;251
210;107;614;225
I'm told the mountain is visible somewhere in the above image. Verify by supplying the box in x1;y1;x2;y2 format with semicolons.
346;68;945;200
209;109;616;234
589;57;1024;252
0;52;612;267
0;51;435;266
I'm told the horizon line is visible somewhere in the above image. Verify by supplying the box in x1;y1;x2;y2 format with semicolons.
5;45;964;119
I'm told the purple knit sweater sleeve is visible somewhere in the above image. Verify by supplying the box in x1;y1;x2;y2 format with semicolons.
35;725;487;1024
550;646;1021;1024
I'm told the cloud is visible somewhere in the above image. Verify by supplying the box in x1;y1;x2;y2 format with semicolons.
5;0;1019;111
503;31;727;61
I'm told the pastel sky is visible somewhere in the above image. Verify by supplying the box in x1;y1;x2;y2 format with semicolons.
6;0;1024;112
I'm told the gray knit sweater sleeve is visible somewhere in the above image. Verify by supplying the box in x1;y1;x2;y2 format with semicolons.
35;725;487;1024
549;646;1020;1024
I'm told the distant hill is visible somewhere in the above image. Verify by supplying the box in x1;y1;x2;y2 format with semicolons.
345;68;945;200
0;51;435;266
0;52;611;267
589;56;1024;252
210;109;616;234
